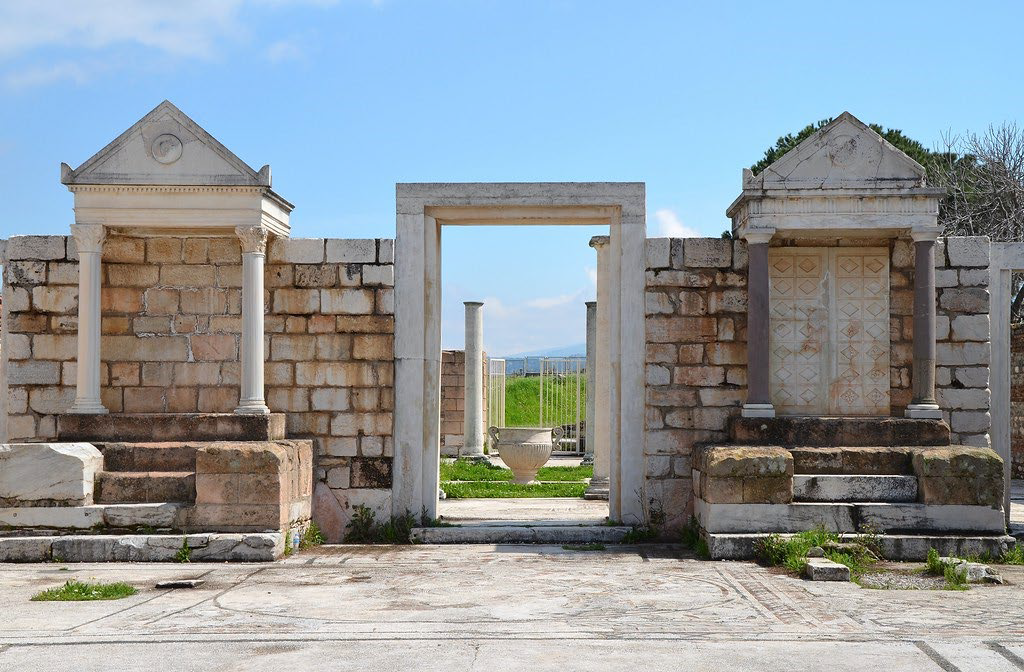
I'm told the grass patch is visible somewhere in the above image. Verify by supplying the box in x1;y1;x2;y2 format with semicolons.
440;459;592;483
925;547;972;590
756;528;839;574
32;580;137;602
756;528;876;580
503;375;587;427
441;481;586;498
999;542;1024;565
562;543;606;551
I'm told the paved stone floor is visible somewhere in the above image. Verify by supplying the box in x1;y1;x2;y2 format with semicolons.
2;544;1024;671
438;497;609;525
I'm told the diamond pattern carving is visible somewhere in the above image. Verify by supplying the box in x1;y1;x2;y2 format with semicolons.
770;247;890;416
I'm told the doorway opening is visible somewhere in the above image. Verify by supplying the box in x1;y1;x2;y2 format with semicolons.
392;183;648;529
437;224;605;529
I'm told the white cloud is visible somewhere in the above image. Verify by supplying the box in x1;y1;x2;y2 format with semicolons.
653;208;702;238
0;0;360;89
0;2;245;61
447;289;590;356
3;62;94;90
585;266;597;286
525;291;580;310
266;39;304;63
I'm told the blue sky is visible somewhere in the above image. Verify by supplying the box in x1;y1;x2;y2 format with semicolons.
1;1;1022;354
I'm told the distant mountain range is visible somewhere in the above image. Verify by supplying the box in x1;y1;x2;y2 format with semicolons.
499;343;586;358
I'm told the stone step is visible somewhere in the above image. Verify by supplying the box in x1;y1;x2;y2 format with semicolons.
0;502;185;530
729;416;950;447
695;500;1005;535
0;532;282;562
57;413;286;443
98;443;198;472
704;532;1017;561
410;525;631;544
793;475;918;503
95;471;195;504
791;446;919;475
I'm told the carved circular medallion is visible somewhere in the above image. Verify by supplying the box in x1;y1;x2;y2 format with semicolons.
827;134;858;167
151;133;183;164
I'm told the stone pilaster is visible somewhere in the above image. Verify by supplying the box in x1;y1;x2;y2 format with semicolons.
907;230;942;419
235;225;270;415
461;301;485;458
587;237;610;500
68;224;108;414
582;301;596;466
741;230;774;418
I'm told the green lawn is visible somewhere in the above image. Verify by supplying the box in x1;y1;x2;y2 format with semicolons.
502;375;587;427
442;481;587;499
440;458;592;499
440;459;593;483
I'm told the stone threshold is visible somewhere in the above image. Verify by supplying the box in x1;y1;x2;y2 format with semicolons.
0;532;283;562
705;532;1017;562
56;413;287;442
410;524;630;544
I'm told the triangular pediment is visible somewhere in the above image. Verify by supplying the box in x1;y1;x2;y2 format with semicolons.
749;112;926;190
62;100;270;187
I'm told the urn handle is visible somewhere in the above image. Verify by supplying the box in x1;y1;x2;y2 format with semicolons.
488;426;500;446
551;426;564;445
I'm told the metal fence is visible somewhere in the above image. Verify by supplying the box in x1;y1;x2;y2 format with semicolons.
539;356;586;455
487;358;506;433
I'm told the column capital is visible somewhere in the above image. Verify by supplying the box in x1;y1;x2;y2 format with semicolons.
589;235;610;249
70;224;106;254
742;229;775;245
235;225;269;255
910;229;941;243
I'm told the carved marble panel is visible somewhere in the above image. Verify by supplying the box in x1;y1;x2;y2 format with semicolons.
769;247;889;416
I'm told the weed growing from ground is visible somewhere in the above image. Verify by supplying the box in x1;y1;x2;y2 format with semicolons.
943;563;969;590
32;580;137;602
621;526;657;543
300;522;326;549
174;537;192;563
999;543;1024;565
680;516;700;550
695;538;710;560
344;505;417;544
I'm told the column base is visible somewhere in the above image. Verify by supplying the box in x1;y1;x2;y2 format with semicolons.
67;400;109;415
741;403;775;418
585;477;610;501
905;403;943;420
234;402;271;416
459;448;488;463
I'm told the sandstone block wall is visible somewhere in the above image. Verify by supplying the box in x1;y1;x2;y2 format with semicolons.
439;349;488;457
641;235;995;526
934;236;991;447
643;238;748;530
2;234;395;542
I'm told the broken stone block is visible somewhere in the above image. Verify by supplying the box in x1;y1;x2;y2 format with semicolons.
912;446;1003;508
803;557;851;581
0;443;102;506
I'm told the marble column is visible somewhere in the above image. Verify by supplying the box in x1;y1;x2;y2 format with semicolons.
741;231;775;418
234;225;270;415
461;301;486;459
586;237;610;500
906;231;942;419
68;224;108;414
582;301;597;466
